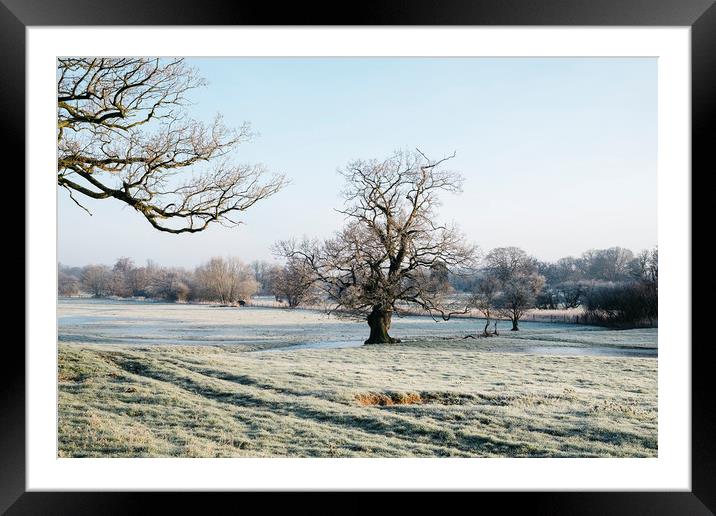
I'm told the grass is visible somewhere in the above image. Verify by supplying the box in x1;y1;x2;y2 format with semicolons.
58;335;657;458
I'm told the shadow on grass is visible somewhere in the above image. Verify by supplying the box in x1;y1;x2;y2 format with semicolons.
108;354;528;456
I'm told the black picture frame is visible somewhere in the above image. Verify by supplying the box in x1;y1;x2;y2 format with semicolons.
4;0;711;512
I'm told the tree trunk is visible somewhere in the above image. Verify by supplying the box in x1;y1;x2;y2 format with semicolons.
511;317;519;331
483;317;491;337
365;305;401;344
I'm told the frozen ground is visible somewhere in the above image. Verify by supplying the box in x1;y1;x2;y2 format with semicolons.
57;298;658;458
58;298;656;356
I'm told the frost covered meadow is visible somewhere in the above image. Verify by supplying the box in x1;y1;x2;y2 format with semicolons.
58;299;657;458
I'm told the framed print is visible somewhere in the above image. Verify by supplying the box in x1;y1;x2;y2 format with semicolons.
4;0;712;512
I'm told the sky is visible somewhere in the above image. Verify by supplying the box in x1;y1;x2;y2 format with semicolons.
58;57;657;268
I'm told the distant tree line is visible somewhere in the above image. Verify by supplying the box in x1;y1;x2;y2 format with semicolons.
60;257;259;304
59;244;658;328
58;256;325;307
461;246;658;331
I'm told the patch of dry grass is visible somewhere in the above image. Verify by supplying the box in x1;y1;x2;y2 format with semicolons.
355;391;425;406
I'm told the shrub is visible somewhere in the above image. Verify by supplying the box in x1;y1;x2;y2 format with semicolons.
582;282;657;327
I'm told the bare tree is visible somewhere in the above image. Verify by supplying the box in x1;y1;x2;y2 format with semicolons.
485;247;545;331
580;247;634;282
470;274;500;336
631;246;658;287
81;264;112;297
148;267;193;302
276;150;476;344
250;260;280;296
271;258;320;308
57;58;286;233
194;257;258;304
554;256;585;283
496;274;545;331
110;257;135;297
126;264;151;297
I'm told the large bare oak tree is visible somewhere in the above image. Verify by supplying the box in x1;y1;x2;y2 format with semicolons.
276;150;476;344
58;58;286;233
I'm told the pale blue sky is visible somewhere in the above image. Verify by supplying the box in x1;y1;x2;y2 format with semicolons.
58;57;657;268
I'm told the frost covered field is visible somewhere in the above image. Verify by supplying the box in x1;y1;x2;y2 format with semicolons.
58;299;657;458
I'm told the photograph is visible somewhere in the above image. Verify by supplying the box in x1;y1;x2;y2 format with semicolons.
56;56;659;459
